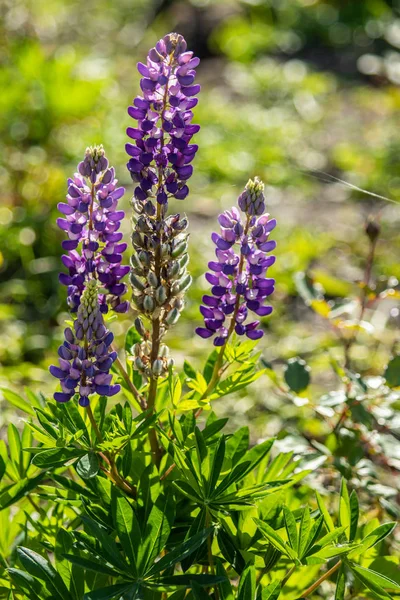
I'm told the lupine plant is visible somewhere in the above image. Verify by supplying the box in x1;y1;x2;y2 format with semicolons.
0;32;399;600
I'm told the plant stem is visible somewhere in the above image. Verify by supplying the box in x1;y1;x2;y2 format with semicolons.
112;347;147;410
87;405;136;498
300;560;342;597
205;510;219;600
343;233;377;370
86;404;103;443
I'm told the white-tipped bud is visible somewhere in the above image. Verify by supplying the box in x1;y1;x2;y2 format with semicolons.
155;285;167;305
135;317;147;337
152;359;163;377
177;274;192;293
130;273;146;291
160;344;169;358
147;271;159;288
134;357;144;370
143;295;155;313
165;307;180;326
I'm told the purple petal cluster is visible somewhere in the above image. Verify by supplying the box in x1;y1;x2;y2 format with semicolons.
196;178;276;346
126;32;200;208
50;280;120;406
57;145;129;313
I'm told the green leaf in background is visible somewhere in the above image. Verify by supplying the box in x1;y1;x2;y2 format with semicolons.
284;357;311;394
1;388;36;416
76;453;100;480
384;356;400;388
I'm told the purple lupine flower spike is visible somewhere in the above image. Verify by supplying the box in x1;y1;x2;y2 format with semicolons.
50;280;120;406
57;145;129;314
196;177;276;346
126;32;200;210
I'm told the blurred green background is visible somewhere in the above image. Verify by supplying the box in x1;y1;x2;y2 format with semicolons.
1;0;400;431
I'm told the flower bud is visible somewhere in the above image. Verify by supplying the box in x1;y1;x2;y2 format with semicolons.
152;359;164;376
165;307;180;325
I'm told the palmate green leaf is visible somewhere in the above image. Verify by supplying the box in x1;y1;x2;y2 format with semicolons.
55;528;84;600
216;559;234;600
350;565;400;599
208;436;225;495
137;494;175;575
239;438;275;480
32;447;86;469
84;583;136;600
153;574;225;589
335;565;346;600
146;528;213;577
307;543;361;563
262;580;281;600
0;473;44;510
211;365;265;400
348;522;397;558
212;461;252;498
190;580;210;599
305;526;347;557
7;424;22;476
316;491;335;532
111;490;141;574
349;490;359;542
81;517;128;573
1;388;36;416
7;568;48;600
298;507;311;558
17;547;73;600
217;528;246;575
76;453;99;480
64;555;119;578
338;480;351;540
283;507;298;551
254;519;299;563
237;563;256;600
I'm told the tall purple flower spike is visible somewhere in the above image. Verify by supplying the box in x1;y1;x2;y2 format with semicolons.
196;177;277;346
126;32;200;209
57;145;129;314
50;280;120;407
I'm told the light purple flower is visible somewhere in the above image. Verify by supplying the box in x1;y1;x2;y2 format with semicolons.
196;178;276;346
57;146;129;313
126;33;200;210
49;280;120;406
